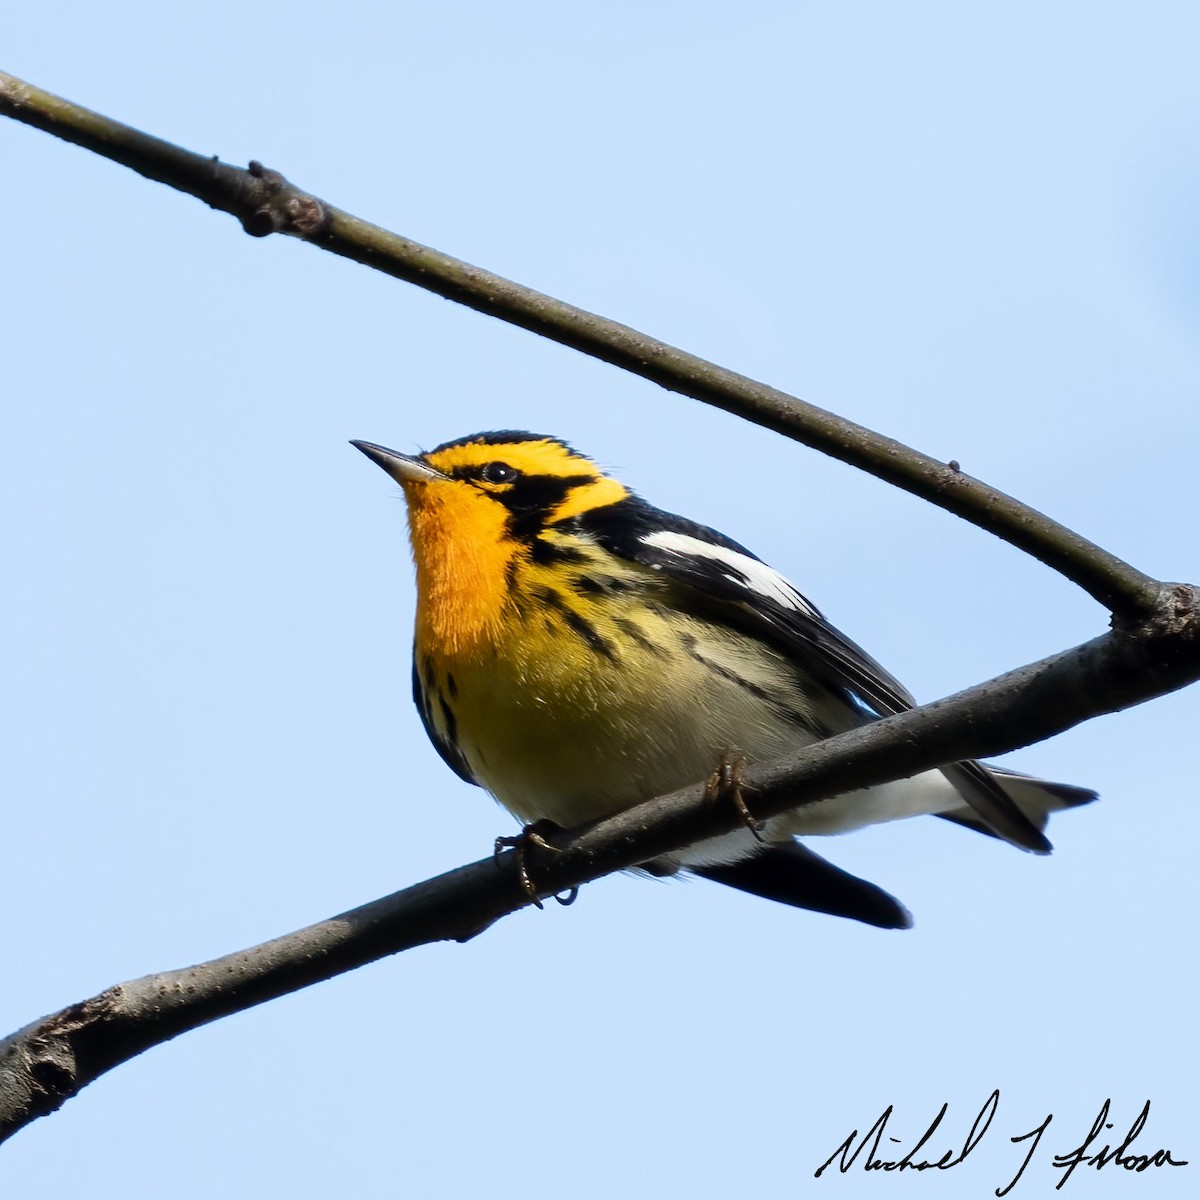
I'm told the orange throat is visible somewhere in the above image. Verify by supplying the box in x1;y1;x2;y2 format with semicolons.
405;482;518;657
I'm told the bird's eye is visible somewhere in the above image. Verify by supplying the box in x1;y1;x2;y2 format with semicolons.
480;461;518;485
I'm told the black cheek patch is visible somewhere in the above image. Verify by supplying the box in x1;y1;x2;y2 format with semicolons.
503;474;593;541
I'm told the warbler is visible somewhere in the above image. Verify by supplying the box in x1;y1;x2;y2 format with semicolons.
353;430;1094;928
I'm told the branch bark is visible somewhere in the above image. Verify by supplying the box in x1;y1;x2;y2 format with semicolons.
4;584;1200;1143
0;68;1159;619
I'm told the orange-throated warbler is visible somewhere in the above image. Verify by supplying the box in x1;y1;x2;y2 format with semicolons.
352;431;1094;927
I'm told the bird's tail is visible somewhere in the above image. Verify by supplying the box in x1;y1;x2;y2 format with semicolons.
937;766;1097;839
690;767;1096;927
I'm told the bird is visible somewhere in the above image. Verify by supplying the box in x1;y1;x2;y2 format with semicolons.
352;430;1095;928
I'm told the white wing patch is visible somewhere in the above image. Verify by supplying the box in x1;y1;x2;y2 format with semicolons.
641;530;821;617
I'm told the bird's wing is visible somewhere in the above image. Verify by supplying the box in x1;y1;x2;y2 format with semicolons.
578;496;1050;853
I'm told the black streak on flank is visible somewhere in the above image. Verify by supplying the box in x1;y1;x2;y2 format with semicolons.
535;586;617;660
681;632;816;733
614;616;668;658
411;659;474;785
531;537;590;566
574;574;635;596
437;692;459;747
534;584;568;612
445;672;458;699
563;608;617;660
574;575;606;595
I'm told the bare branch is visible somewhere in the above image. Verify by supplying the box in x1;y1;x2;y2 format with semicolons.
4;582;1199;1144
0;69;1159;618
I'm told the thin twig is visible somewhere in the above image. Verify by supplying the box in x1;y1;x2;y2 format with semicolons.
0;68;1162;618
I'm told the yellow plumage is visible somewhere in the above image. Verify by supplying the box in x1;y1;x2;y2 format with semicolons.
353;430;1096;927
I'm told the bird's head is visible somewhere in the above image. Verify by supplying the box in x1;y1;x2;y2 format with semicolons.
352;431;628;543
352;431;629;650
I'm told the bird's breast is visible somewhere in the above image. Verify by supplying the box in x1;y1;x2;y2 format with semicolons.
418;583;824;830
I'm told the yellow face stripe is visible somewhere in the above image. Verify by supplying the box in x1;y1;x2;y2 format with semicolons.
547;474;628;523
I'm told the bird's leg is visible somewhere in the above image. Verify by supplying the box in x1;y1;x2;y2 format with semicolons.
494;820;577;908
705;749;764;842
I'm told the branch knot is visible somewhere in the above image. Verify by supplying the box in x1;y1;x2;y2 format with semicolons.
239;161;329;239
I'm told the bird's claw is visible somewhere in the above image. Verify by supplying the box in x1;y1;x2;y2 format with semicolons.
494;820;573;909
705;749;764;842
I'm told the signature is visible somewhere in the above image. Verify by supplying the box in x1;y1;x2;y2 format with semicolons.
813;1090;1187;1193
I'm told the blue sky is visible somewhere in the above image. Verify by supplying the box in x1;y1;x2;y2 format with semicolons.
3;3;1199;1197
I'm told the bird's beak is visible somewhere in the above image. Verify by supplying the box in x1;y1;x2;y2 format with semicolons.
350;440;447;485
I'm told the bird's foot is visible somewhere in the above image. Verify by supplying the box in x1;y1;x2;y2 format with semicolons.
494;820;577;909
705;749;764;842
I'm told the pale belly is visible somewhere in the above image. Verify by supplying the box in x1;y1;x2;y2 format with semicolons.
433;611;964;863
